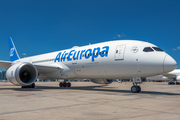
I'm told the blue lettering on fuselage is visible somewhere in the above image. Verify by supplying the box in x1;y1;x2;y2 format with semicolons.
54;46;109;63
73;51;80;60
67;50;75;61
85;49;92;59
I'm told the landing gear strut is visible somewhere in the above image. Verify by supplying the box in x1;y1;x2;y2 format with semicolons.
59;80;71;87
21;83;35;88
131;83;141;93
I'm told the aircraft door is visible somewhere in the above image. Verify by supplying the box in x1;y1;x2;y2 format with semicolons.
115;45;126;61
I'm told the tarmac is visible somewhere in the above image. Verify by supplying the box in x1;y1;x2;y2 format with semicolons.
0;81;180;120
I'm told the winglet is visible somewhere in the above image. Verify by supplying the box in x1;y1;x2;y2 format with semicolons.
8;37;20;62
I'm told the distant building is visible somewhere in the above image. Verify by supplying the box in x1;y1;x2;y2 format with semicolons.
0;71;7;80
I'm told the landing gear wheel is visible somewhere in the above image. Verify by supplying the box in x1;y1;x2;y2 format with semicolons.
59;80;71;88
67;82;71;87
63;82;67;87
59;82;63;87
21;83;35;88
176;82;180;85
137;86;141;93
131;86;138;93
168;81;175;85
31;83;35;88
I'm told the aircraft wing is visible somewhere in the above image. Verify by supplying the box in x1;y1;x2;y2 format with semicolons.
0;60;62;74
34;64;63;74
0;60;12;69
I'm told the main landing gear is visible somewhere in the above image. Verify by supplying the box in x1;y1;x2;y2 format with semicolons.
168;81;180;85
131;83;141;93
168;81;175;85
59;80;71;87
21;83;35;88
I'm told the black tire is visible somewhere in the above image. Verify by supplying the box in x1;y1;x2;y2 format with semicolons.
131;86;138;93
137;86;141;93
22;86;28;88
168;82;175;85
31;83;35;88
59;82;63;87
67;82;71;87
176;82;180;85
63;82;66;87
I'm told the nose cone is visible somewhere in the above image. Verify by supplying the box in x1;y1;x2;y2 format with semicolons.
163;55;177;73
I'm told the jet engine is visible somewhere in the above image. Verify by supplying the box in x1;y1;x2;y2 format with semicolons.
176;76;180;81
6;62;38;86
90;79;114;84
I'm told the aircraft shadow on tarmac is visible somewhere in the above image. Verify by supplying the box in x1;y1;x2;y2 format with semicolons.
1;85;180;96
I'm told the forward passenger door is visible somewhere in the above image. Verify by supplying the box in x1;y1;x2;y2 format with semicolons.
115;45;126;61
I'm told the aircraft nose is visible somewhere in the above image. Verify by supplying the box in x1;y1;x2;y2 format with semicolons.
163;54;177;73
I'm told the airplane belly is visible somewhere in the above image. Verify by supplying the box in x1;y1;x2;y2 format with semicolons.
68;62;90;78
102;62;140;78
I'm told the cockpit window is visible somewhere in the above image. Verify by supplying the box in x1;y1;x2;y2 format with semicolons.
143;47;154;52
152;47;164;52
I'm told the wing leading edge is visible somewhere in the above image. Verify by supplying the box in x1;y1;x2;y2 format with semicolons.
34;64;62;74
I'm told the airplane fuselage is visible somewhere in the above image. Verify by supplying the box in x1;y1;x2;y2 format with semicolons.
16;40;176;80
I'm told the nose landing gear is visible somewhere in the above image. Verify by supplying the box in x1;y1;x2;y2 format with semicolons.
131;83;141;93
131;77;143;93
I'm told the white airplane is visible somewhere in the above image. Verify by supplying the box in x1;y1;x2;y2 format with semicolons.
146;69;180;84
0;37;177;93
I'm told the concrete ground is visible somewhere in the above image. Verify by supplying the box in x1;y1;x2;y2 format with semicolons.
0;82;180;120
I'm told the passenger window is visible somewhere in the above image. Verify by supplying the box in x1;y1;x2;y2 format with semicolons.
152;47;164;52
143;47;154;52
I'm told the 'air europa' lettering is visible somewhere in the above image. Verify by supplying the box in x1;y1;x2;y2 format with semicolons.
54;46;109;62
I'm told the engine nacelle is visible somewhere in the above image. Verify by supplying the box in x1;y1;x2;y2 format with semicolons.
176;76;180;81
6;62;38;86
90;79;114;84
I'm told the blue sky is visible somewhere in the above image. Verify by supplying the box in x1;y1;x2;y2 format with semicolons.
0;0;180;70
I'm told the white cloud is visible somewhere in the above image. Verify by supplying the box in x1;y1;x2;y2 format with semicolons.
117;34;121;38
173;46;180;51
115;33;126;39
